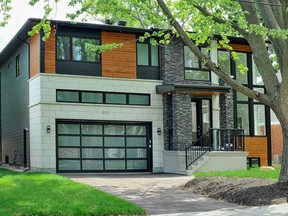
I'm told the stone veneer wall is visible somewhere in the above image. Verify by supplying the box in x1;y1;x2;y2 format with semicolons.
163;94;173;150
172;92;192;150
220;88;234;129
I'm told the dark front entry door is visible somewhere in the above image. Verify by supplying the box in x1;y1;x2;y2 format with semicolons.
191;99;212;142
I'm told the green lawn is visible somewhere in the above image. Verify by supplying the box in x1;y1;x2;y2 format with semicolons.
195;167;280;179
0;168;145;216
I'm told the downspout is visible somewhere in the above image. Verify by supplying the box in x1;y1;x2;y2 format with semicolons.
16;35;31;171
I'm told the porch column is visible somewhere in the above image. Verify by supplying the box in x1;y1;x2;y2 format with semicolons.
172;92;192;150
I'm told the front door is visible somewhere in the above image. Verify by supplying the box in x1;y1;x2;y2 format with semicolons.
191;99;212;142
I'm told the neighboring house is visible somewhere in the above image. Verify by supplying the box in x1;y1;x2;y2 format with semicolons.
0;18;271;173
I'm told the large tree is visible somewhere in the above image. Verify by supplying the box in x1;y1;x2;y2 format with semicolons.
2;0;288;181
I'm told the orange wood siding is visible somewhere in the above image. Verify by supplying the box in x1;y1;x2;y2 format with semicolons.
30;34;40;78
230;44;252;52
44;27;56;73
101;31;136;79
244;137;268;166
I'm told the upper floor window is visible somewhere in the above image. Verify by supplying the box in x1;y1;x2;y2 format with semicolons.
16;54;20;77
137;43;159;67
184;46;210;81
57;36;100;62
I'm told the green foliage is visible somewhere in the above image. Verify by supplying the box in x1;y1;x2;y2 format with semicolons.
0;0;11;27
195;167;280;179
0;168;145;215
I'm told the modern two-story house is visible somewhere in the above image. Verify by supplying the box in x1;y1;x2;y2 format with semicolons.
0;18;271;173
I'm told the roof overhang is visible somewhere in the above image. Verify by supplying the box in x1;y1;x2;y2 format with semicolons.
156;84;231;96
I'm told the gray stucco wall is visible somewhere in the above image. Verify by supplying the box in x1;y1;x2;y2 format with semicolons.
0;44;29;166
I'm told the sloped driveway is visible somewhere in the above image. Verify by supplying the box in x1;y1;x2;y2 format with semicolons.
63;173;244;215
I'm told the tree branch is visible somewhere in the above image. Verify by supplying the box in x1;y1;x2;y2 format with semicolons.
156;0;272;106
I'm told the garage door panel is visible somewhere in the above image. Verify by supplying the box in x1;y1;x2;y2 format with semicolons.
82;137;103;147
58;136;80;146
82;160;103;170
57;122;151;172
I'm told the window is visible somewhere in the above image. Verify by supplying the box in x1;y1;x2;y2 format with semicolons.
219;50;267;136
137;43;159;67
16;54;20;77
184;46;210;80
56;90;150;106
57;36;100;62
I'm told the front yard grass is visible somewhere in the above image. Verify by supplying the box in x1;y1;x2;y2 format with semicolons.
0;168;145;216
195;167;280;179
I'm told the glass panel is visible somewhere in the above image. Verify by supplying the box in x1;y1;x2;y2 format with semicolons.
82;149;103;158
151;45;159;66
58;148;80;158
57;36;70;60
201;47;210;69
184;46;199;68
185;70;210;80
105;160;125;170
128;94;149;105
104;125;125;135
72;38;100;62
252;56;263;85
254;105;266;135
82;92;103;103
58;136;80;147
106;93;126;104
127;160;147;170
237;104;250;135
82;160;103;170
58;160;80;170
104;137;125;147
57;91;79;102
218;51;230;75
235;52;248;84
126;126;146;136
105;148;125;158
137;44;149;66
202;100;210;134
237;91;248;101
82;137;103;147
58;124;80;134
81;124;102;135
191;102;197;142
127;149;147;158
126;137;146;147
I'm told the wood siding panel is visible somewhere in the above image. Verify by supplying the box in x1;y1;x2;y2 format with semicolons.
101;31;136;79
30;34;40;78
244;137;268;166
230;44;252;52
45;28;56;73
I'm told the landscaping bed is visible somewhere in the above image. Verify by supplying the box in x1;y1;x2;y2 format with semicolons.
0;168;145;215
182;168;288;206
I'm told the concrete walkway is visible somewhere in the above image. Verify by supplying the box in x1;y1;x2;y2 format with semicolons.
63;173;288;215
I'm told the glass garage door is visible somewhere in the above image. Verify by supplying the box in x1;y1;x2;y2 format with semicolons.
56;122;151;172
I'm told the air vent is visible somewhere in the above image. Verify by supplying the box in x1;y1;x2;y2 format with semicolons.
105;19;113;25
117;20;127;26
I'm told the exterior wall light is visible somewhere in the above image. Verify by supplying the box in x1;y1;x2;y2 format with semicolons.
47;125;51;133
157;128;162;135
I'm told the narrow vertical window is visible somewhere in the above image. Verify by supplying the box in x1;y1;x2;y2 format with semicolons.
16;54;20;77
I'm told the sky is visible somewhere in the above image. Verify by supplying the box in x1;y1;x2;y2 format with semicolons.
0;0;80;52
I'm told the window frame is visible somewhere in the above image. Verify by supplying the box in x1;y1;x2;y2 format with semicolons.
56;90;151;106
136;40;159;67
16;54;20;77
184;46;211;81
56;35;101;63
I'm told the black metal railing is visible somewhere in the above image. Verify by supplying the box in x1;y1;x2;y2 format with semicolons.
185;130;211;170
185;128;244;170
210;128;244;151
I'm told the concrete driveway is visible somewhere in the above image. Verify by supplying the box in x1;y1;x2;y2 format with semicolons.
63;173;246;215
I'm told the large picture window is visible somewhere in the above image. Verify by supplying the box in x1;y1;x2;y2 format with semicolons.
184;46;210;81
57;36;100;62
218;50;267;136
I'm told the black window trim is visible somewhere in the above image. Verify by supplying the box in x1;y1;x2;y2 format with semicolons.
136;38;160;67
16;54;20;77
56;89;151;106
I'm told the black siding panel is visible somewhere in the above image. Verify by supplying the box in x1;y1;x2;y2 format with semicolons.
56;61;101;76
137;66;160;80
